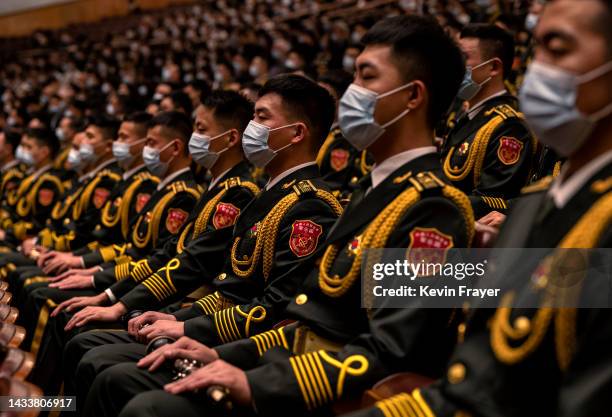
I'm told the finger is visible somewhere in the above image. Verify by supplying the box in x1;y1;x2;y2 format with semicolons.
148;355;168;372
138;350;163;368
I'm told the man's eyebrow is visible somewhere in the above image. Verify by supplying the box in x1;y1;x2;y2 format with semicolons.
356;60;376;72
539;29;575;46
255;106;270;115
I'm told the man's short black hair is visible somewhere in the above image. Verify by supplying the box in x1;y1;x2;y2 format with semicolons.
202;90;254;134
88;114;120;141
3;128;21;153
461;24;515;80
123;112;153;138
318;69;353;100
361;15;465;128
26;127;59;157
169;90;194;116
259;74;335;149
148;111;192;154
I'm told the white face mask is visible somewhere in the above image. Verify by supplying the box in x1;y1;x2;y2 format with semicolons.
79;143;99;163
188;131;231;169
456;58;495;101
113;138;146;169
241;121;296;168
338;82;413;151
519;60;612;157
142;140;177;177
67;148;83;170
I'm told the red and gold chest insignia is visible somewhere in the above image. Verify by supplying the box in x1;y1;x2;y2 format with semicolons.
93;188;111;209
347;235;361;256
212;202;241;230
330;148;350;172
135;193;151;213
38;188;55;206
407;227;454;265
166;208;189;234
289;220;323;258
497;136;523;165
457;142;470;156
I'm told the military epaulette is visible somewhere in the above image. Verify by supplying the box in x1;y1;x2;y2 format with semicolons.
97;169;122;181
521;176;553;195
289;179;318;197
394;171;446;192
134;171;158;182
591;177;612;194
485;103;522;120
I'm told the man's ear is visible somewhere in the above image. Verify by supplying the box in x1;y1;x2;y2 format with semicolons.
407;80;427;111
489;58;503;79
227;129;240;148
290;123;308;144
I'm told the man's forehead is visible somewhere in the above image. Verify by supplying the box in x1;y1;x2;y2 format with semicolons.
537;0;602;40
356;44;392;68
255;93;282;113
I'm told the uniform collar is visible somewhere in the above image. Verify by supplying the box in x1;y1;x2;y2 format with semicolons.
123;163;146;180
548;149;612;209
467;89;508;120
32;163;53;178
157;166;191;191
0;159;19;172
370;147;437;190
265;161;317;190
209;167;234;190
85;158;117;180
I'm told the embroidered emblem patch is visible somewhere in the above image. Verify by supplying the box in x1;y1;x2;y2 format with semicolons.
330;148;350;172
289;220;323;257
497;136;523;165
166;208;189;234
135;193;151;213
93;188;111;209
407;227;454;266
457;142;470;156
38;188;55;206
212;202;241;229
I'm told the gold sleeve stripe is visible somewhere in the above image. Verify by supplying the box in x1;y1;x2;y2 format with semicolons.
142;279;164;301
131;260;153;282
114;263;132;281
376;393;417;417
412;389;435;417
194;292;220;315
249;327;289;356
214;308;242;344
142;273;173;301
482;196;507;210
289;352;334;410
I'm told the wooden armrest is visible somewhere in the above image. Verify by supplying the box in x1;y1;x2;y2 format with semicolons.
0;348;34;380
0;291;12;305
0;324;26;348
0;377;42;417
0;305;18;324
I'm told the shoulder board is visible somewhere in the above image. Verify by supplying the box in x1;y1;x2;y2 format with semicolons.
135;171;159;183
168;181;201;197
289;179;318;197
393;171;446;192
97;169;122;181
485;103;522;120
521;176;553;194
591;176;612;194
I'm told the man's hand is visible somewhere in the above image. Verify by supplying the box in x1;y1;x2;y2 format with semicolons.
20;238;37;256
48;274;93;290
0;229;5;240
64;303;128;331
138;320;184;342
49;267;100;283
164;360;252;406
51;293;109;317
128;311;176;337
137;336;219;372
477;211;506;229
40;252;82;275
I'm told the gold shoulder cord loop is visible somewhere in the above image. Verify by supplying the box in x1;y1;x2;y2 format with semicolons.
232;181;342;280
491;191;612;371
73;175;103;220
320;174;473;298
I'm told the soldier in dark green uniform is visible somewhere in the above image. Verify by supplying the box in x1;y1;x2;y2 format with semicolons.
78;16;475;417
0;129;27;217
441;24;536;218
338;1;612;416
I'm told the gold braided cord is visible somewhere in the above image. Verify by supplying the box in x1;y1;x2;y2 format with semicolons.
316;130;337;167
360;151;373;175
319;187;421;298
51;185;83;220
9;173;36;208
73;175;103;220
26;173;64;216
231;188;342;280
176;222;192;254
150;187;200;245
491;191;612;370
442;186;475;244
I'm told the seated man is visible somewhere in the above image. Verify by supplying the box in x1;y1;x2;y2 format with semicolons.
78;15;475;417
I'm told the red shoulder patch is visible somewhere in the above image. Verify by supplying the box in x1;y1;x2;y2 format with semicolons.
135;193;151;213
497;136;523;165
407;227;454;266
38;188;55;206
212;202;241;229
289;220;323;258
330;148;350;172
93;188;111;209
166;208;189;234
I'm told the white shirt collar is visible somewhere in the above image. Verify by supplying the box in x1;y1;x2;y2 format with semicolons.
467;90;507;120
157;166;191;191
548;149;612;209
123;164;146;180
84;158;117;180
370;147;437;189
0;159;19;172
32;163;53;179
209;166;233;190
266;161;317;190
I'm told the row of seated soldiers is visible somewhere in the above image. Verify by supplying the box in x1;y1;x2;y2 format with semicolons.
0;13;604;417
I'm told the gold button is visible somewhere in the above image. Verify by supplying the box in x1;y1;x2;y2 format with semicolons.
64;218;70;224
296;294;308;305
217;273;227;281
457;323;466;343
447;363;466;384
514;316;531;337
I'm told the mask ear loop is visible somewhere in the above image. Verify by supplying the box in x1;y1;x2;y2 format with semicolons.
577;60;612;121
210;130;234;157
378;83;415;129
269;123;301;155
